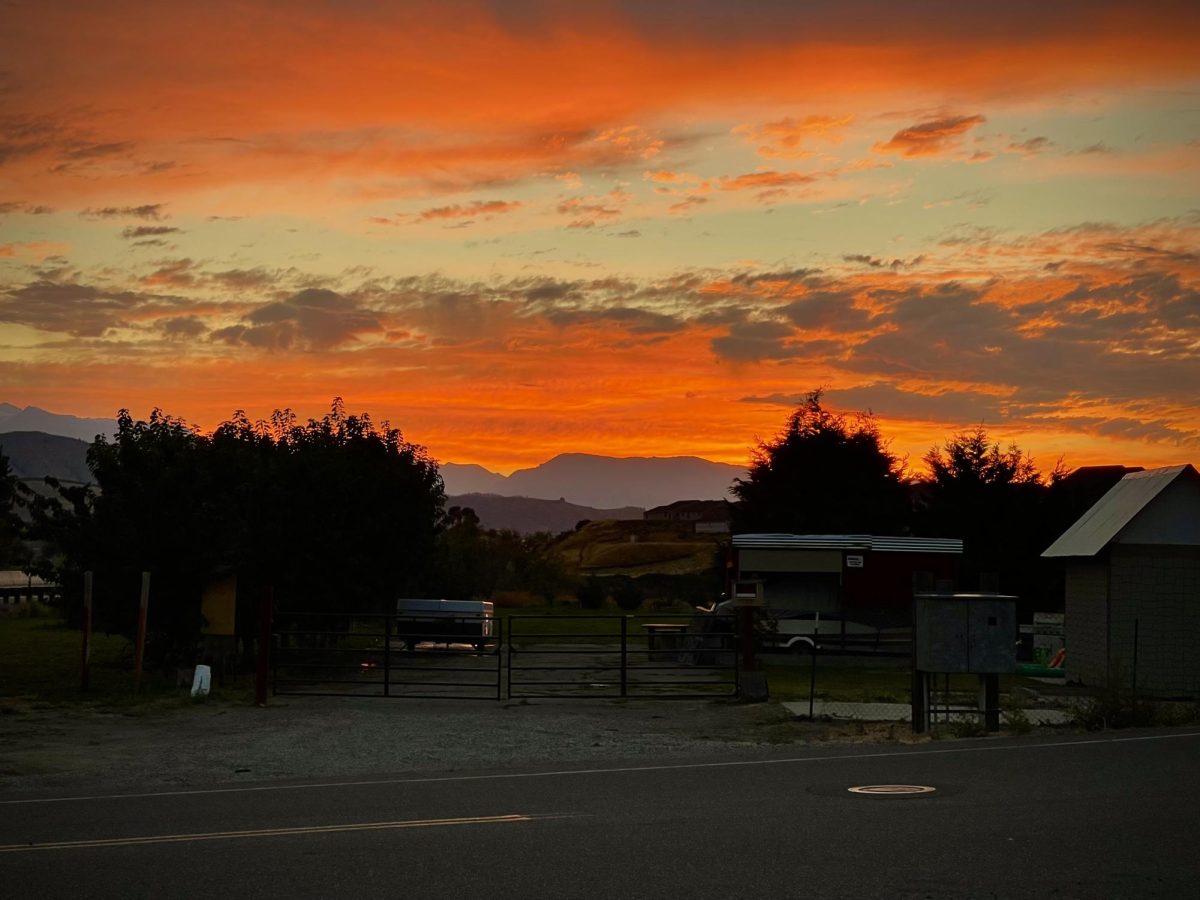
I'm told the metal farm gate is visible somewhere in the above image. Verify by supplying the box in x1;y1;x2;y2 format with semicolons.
505;613;738;699
271;611;738;701
272;612;504;699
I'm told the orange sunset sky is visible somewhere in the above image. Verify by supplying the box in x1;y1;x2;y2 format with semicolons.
1;0;1198;474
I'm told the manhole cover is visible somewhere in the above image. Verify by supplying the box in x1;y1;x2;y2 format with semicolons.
847;784;937;796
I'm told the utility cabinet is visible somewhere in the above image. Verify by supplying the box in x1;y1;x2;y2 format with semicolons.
912;593;1017;732
914;593;1016;673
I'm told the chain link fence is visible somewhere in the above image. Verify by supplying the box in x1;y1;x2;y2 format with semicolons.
766;645;1094;731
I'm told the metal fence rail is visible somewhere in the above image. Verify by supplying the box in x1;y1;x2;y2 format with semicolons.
273;611;738;700
506;613;738;700
273;612;503;700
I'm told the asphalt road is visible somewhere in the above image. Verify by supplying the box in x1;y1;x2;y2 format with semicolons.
3;729;1199;899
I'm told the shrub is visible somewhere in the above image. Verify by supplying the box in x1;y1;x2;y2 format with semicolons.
490;591;543;608
611;579;644;612
1069;663;1159;730
1003;705;1033;735
576;577;608;610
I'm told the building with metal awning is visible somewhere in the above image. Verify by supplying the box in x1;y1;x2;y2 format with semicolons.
728;534;963;650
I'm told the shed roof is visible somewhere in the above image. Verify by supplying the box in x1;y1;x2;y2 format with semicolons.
733;534;962;554
1042;464;1198;558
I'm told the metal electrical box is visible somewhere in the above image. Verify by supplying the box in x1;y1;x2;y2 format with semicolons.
913;593;1017;674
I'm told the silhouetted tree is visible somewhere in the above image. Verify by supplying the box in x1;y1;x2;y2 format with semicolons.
731;390;909;534
0;450;25;567
239;400;445;613
434;506;493;600
916;425;1056;604
25;410;217;651
29;400;445;659
434;521;572;603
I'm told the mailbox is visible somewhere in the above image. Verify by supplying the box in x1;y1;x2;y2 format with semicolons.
732;580;764;607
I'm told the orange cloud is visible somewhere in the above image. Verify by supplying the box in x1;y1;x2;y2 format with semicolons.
0;240;69;259
873;114;987;158
593;125;664;160
667;196;709;214
3;4;1197;208
556;192;627;228
4;3;1200;474
720;170;819;191
643;169;702;184
733;115;854;158
415;200;522;222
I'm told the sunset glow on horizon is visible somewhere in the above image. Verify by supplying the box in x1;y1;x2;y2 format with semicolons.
2;1;1198;475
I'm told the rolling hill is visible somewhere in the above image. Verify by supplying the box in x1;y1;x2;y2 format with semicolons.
0;431;92;482
446;493;641;535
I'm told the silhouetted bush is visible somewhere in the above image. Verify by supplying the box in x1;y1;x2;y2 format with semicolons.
576;577;608;610
612;578;644;612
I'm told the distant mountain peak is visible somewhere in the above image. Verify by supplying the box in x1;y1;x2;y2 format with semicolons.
2;403;746;510
0;404;116;442
444;453;744;509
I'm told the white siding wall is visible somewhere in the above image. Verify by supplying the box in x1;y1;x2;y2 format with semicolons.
1110;546;1200;695
1066;561;1109;686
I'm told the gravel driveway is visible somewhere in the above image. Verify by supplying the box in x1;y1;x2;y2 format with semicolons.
0;696;919;798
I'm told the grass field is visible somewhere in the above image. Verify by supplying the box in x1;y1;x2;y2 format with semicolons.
0;615;252;711
764;661;913;703
2;608;1065;712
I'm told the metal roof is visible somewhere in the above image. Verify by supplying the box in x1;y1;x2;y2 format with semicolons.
733;534;963;554
1042;464;1197;558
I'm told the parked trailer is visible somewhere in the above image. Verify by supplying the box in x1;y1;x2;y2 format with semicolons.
699;602;909;655
394;598;494;651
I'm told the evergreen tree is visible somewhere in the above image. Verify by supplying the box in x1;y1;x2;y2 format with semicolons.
731;390;909;535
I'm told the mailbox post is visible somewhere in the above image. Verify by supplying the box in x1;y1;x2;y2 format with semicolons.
912;593;1017;733
733;580;768;702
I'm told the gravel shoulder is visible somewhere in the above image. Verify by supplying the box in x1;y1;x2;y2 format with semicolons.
0;696;926;797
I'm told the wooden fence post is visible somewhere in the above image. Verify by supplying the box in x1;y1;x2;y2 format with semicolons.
80;571;93;691
255;584;274;706
134;571;150;693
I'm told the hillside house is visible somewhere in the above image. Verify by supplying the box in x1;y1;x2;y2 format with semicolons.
1043;464;1200;695
644;499;732;533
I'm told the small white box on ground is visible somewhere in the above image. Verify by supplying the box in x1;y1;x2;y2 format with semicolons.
191;664;211;698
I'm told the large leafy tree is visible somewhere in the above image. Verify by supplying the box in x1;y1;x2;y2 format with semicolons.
731;390;909;534
26;410;217;649
30;400;445;658
225;400;446;613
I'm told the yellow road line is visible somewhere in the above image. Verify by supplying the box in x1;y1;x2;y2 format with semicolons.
1;814;531;853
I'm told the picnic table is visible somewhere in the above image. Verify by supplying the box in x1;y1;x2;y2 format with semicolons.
641;622;690;659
